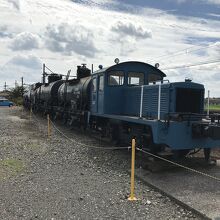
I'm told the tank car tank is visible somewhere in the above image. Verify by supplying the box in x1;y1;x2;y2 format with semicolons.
57;64;91;112
37;74;63;110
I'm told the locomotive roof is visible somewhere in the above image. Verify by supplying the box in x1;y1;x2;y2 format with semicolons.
92;61;166;77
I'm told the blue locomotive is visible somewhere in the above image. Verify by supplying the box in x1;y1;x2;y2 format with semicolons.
24;60;220;162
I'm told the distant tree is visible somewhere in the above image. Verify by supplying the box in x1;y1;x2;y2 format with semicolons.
9;86;26;98
8;86;27;105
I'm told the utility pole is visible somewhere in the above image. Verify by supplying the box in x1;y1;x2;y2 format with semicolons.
43;63;46;84
4;82;7;92
21;77;24;96
207;90;210;117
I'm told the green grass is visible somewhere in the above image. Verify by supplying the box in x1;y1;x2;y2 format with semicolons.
205;104;220;111
0;159;24;179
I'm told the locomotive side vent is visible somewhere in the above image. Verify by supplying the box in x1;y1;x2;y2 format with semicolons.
175;88;203;114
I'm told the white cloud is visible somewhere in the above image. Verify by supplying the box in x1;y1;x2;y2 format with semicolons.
0;54;42;88
44;23;97;57
0;25;13;38
7;0;20;10
7;54;42;69
111;21;152;40
9;32;40;51
205;0;220;5
0;0;220;96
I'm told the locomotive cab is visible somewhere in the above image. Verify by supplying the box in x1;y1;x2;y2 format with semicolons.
90;61;166;116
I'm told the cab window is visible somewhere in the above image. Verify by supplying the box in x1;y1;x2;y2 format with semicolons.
92;77;97;91
128;72;144;85
148;73;162;83
99;75;104;91
108;71;124;86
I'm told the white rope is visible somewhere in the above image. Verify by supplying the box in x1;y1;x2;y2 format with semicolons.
137;147;220;182
49;118;131;150
30;110;220;182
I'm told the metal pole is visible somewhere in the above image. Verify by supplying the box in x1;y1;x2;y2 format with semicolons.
207;90;210;117
128;138;137;201
43;63;46;84
91;64;94;73
47;114;51;138
158;84;161;120
139;85;144;118
29;107;32;121
4;82;7;92
21;77;24;97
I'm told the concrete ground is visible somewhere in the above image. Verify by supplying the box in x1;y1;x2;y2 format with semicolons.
136;157;220;219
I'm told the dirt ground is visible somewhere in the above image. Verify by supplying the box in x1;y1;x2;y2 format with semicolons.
0;107;203;219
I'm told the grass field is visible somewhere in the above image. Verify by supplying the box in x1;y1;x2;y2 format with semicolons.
205;104;220;111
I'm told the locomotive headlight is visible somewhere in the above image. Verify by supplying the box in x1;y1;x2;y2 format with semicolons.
114;58;120;64
155;63;160;69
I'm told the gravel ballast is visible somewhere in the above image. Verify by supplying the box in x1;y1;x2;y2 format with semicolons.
0;107;201;219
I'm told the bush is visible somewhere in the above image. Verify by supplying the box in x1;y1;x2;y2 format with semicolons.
11;97;23;106
8;86;27;106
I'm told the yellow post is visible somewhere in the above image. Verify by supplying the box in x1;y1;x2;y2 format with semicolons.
47;114;51;138
29;107;32;121
128;138;137;201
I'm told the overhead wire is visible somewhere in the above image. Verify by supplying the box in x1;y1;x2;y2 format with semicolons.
150;42;220;64
162;58;220;70
45;65;55;74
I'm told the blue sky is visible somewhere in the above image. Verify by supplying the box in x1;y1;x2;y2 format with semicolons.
73;0;220;20
0;0;220;96
114;0;220;19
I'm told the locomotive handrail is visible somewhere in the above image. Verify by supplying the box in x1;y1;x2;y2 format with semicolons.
158;84;161;120
139;83;162;120
139;85;144;118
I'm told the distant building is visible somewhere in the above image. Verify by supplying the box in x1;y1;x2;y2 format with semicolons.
204;98;220;105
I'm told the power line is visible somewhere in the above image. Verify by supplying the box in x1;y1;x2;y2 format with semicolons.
162;58;220;71
162;44;218;63
45;65;55;74
150;42;220;64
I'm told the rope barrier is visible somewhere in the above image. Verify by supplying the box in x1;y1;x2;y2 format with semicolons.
137;147;220;182
29;109;220;182
49;118;131;150
30;110;130;151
